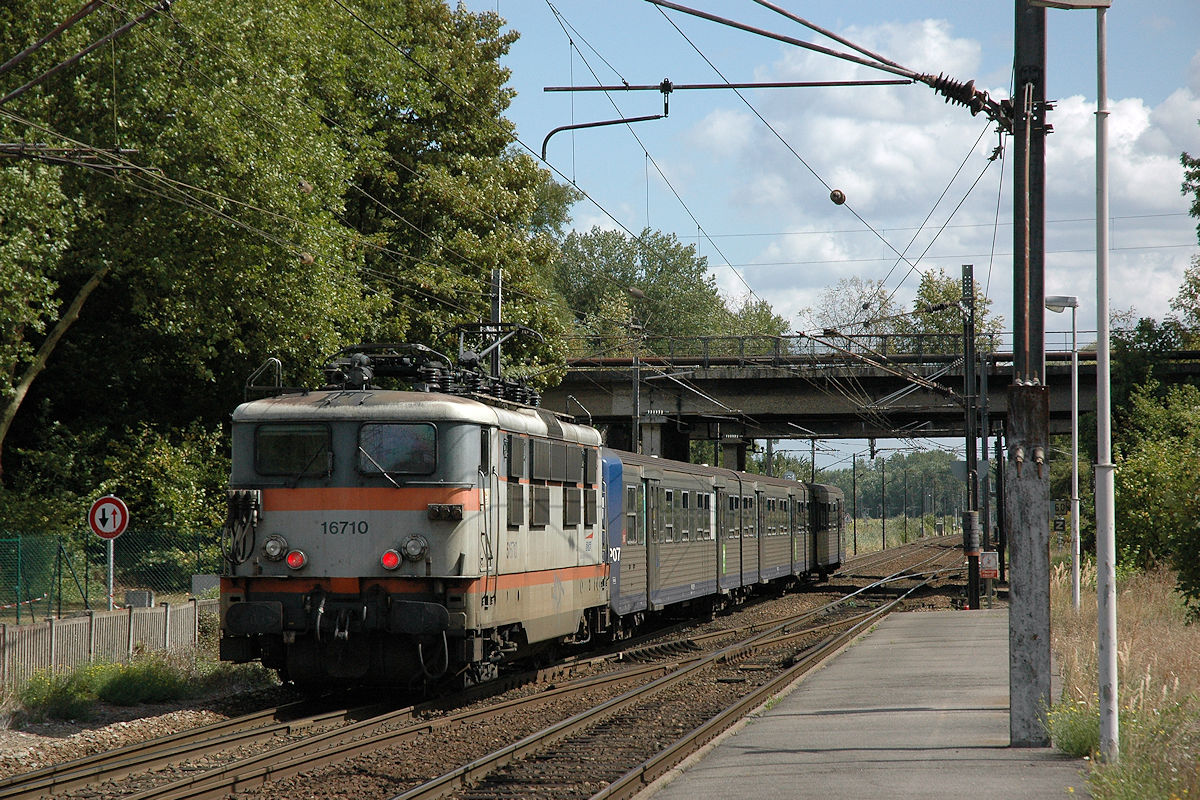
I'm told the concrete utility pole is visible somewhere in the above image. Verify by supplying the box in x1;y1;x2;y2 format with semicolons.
1008;0;1052;748
962;265;981;610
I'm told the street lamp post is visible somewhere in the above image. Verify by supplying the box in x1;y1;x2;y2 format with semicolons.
1046;295;1080;612
1032;0;1116;763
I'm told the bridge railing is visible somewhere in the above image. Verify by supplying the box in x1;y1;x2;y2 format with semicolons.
565;332;1008;368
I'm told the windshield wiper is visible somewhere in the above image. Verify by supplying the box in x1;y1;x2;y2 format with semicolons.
359;446;401;489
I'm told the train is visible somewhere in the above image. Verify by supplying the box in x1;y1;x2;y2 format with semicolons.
219;342;844;689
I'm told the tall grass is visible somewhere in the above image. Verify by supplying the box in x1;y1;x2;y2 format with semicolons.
11;649;276;724
845;514;953;556
1049;560;1200;799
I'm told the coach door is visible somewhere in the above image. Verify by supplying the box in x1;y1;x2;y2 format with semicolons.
755;489;766;584
610;466;649;617
717;487;742;593
644;478;664;609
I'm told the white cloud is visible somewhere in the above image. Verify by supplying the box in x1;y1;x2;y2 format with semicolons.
688;107;755;153
676;21;1199;335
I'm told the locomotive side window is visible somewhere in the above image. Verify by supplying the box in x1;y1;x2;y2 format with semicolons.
531;486;551;527
357;423;436;475
584;488;598;526
564;487;582;526
507;435;525;478
584;449;597;484
255;424;331;476
507;483;524;528
532;440;552;480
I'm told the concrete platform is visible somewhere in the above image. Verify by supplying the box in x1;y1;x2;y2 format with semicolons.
643;609;1090;799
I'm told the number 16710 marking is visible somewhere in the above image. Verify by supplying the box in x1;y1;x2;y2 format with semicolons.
322;520;368;535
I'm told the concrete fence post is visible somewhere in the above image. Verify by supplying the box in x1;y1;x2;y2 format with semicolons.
126;605;135;661
189;597;199;647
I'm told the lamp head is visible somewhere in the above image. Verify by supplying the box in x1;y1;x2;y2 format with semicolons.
1045;295;1079;313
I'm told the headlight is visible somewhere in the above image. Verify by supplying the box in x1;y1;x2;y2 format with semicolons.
401;535;429;562
262;534;288;561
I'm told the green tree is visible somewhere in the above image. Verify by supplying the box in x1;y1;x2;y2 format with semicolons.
797;276;903;337
1182;141;1200;240
555;227;729;350
724;294;790;338
0;0;573;526
1109;316;1189;417
897;268;1003;355
1168;255;1200;342
1113;382;1200;612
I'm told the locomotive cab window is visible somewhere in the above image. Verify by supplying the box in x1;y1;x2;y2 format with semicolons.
255;423;332;476
357;423;436;475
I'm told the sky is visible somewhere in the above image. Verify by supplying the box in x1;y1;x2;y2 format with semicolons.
471;1;1198;340
467;1;1200;466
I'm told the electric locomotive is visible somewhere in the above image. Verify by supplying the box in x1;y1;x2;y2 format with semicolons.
220;341;611;688
219;340;843;689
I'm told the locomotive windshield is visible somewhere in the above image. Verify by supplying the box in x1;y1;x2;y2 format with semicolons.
255;424;331;476
357;423;437;475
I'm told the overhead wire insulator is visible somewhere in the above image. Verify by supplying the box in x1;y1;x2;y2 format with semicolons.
921;72;984;115
918;72;1013;132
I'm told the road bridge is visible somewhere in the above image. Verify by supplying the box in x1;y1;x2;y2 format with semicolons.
540;334;1200;463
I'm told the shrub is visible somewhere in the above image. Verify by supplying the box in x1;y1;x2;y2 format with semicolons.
196;661;278;694
1046;700;1099;758
18;666;102;721
94;653;195;706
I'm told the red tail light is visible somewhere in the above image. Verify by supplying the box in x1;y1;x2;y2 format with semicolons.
381;549;402;570
285;550;308;569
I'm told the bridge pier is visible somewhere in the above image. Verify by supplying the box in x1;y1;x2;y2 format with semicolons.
719;439;747;471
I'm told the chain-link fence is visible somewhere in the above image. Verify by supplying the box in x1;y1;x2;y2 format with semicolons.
0;532;221;624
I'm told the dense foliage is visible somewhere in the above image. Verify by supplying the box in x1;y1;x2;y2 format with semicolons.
0;1;566;524
554;226;788;356
0;1;792;561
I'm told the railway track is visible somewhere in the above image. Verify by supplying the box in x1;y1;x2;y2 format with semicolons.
390;541;965;800
836;535;960;579
3;539;963;800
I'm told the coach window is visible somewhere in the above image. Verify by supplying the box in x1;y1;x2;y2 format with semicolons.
507;434;526;478
256;423;331;477
625;486;638;545
532;440;552;481
680;491;690;541
664;489;675;542
357;423;436;475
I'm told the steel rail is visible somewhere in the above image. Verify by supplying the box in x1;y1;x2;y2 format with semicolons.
0;698;376;800
121;660;684;800
386;600;893;800
591;585;926;799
